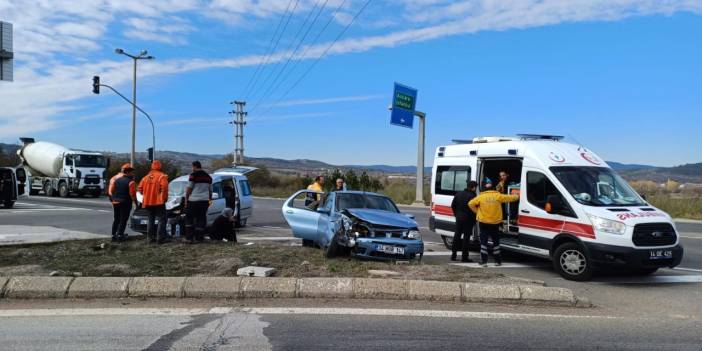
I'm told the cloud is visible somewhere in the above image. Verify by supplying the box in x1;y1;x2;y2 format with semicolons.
268;94;386;107
2;0;702;141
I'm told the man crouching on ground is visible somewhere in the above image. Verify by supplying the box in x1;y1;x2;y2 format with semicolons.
210;208;237;242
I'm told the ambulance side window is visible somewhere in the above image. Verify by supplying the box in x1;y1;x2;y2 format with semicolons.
527;172;574;217
435;166;471;196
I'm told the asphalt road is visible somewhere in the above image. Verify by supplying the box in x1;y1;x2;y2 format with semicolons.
2;195;702;318
1;299;701;351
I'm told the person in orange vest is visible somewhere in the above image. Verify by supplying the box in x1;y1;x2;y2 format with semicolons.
138;161;170;244
108;163;136;242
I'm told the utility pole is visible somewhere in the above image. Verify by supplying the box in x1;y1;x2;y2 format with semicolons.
229;101;247;165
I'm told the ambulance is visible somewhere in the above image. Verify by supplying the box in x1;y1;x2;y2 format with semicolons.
429;134;683;281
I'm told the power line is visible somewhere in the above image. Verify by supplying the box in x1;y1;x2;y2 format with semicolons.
244;0;301;101
239;0;295;99
248;0;331;114
257;0;373;117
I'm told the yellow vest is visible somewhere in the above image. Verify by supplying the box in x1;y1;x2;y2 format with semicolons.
468;190;519;224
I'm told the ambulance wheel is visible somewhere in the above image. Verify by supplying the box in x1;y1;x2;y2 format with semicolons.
632;268;658;276
441;236;453;250
553;242;593;281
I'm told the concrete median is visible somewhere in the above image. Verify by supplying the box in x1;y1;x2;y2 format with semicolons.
0;276;587;307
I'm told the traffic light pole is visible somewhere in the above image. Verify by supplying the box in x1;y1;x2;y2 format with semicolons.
97;83;156;161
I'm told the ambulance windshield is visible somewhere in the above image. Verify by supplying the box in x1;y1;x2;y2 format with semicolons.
551;167;646;207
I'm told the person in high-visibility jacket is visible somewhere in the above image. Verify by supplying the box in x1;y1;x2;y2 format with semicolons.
108;163;136;242
138;161;169;243
305;176;325;207
468;178;519;266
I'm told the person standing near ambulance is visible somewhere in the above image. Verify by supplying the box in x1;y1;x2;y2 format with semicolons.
108;163;136;242
138;161;170;244
450;180;478;262
469;178;519;267
184;161;212;243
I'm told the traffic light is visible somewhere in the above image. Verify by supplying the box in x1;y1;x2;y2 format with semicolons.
147;147;154;162
92;76;100;94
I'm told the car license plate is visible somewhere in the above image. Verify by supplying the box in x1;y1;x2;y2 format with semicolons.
649;250;673;260
377;245;404;255
139;219;158;225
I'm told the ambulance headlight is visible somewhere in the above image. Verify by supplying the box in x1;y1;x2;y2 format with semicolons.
407;230;421;239
587;214;626;235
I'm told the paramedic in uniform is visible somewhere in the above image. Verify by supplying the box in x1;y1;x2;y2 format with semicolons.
450;180;478;262
469;178;519;267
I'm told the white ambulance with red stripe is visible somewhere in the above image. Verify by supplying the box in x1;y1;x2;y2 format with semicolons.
429;134;683;281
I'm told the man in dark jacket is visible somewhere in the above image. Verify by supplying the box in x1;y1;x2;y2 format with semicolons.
450;180;478;262
185;161;212;243
210;208;237;242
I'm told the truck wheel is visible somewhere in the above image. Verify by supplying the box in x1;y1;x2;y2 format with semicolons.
44;182;54;197
553;242;594;281
58;182;69;198
441;236;453;250
3;201;13;209
91;190;102;198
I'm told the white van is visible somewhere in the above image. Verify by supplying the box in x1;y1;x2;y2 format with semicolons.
213;167;256;227
429;134;683;281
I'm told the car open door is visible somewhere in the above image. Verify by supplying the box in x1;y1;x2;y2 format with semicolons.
282;190;323;241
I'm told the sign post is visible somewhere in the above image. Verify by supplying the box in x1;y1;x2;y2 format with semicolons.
390;83;425;205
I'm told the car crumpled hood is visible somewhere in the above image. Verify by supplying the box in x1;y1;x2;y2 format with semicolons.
345;208;417;228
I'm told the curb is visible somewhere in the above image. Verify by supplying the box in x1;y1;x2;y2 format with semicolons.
0;276;587;307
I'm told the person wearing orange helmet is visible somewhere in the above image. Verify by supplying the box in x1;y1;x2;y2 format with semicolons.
137;160;170;243
108;163;136;242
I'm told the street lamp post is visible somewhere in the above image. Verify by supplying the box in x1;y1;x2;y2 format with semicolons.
115;48;154;165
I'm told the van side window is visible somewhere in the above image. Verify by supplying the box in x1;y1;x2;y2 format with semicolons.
526;172;574;217
239;180;251;196
212;182;223;198
435;166;471;196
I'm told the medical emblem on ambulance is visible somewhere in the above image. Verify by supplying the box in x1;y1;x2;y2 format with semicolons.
549;152;565;163
580;152;601;165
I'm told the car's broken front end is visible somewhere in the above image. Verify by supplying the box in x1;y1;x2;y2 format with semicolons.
337;209;424;260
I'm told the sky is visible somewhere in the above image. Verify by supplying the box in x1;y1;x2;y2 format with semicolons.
0;0;701;167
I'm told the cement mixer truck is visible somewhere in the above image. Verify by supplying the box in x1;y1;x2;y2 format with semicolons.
17;138;108;198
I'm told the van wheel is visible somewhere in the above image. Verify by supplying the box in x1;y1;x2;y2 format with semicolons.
91;191;101;198
441;236;453;250
236;218;247;228
553;242;593;281
58;182;69;198
3;201;13;209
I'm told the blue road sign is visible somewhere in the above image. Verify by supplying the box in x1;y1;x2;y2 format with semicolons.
390;82;417;129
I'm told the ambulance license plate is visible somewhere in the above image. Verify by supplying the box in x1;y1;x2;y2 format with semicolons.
377;245;404;255
649;250;672;260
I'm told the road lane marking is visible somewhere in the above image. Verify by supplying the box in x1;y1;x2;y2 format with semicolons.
0;307;618;320
243;307;616;320
597;275;702;284
13;202;110;213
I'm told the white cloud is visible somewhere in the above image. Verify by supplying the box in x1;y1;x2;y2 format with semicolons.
2;0;701;141
269;94;385;107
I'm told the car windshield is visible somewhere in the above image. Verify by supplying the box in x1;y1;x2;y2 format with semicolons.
336;193;399;213
551;166;646;207
73;155;106;168
169;181;187;197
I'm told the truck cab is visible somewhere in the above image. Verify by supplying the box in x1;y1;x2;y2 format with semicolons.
430;135;683;281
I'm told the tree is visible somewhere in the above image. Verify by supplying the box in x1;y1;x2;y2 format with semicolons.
211;153;234;170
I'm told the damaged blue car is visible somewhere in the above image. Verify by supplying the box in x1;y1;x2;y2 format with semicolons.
282;190;424;260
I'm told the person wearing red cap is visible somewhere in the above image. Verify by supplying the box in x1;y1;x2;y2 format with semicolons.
108;163;136;242
138;160;170;243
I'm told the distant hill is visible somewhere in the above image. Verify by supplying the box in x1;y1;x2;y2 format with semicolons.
2;142;700;182
606;161;655;171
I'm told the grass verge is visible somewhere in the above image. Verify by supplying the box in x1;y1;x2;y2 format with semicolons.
0;239;509;283
647;195;702;220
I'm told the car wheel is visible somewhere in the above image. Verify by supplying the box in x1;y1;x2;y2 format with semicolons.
44;182;53;197
441;235;453;250
4;201;14;209
553;242;594;281
325;236;340;258
302;239;314;247
29;189;39;196
58;182;69;198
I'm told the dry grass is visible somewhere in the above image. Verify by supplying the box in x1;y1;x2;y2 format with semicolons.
0;238;505;283
646;195;702;220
